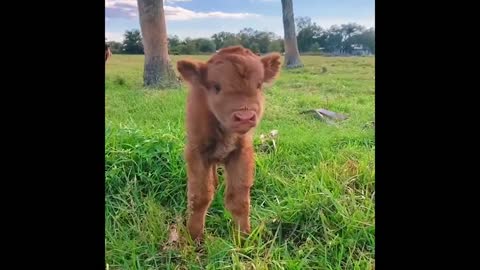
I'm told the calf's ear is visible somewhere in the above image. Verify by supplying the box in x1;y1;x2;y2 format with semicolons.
177;60;208;86
261;53;281;83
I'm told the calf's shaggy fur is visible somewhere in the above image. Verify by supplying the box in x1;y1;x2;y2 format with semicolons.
105;44;112;62
177;46;281;240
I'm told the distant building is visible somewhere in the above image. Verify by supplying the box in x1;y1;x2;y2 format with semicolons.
351;44;372;56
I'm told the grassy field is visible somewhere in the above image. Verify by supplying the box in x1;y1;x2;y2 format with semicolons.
105;54;375;270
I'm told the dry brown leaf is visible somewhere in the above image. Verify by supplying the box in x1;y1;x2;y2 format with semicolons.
162;223;180;251
258;130;279;153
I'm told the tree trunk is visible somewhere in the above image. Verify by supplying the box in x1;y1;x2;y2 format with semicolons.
281;0;303;68
137;0;179;88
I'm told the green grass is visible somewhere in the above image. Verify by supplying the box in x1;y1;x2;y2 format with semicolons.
105;54;375;270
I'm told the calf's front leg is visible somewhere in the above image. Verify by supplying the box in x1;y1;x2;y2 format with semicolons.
185;151;215;241
224;146;254;235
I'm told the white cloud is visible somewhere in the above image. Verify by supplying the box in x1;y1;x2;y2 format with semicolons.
164;6;259;21
105;31;125;42
105;0;260;21
105;0;137;19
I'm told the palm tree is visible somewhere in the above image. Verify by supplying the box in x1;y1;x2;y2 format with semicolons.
281;0;303;68
137;0;179;88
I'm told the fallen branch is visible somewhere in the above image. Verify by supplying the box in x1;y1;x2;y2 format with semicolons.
300;108;348;124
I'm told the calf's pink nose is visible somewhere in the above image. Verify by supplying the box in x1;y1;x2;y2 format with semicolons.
233;111;256;123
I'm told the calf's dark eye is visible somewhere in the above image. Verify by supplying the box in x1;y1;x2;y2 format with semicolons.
213;83;221;94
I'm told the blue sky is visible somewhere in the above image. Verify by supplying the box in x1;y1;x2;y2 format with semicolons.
106;0;375;42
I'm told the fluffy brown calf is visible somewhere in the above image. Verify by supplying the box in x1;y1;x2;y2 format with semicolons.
105;44;112;62
177;46;281;241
